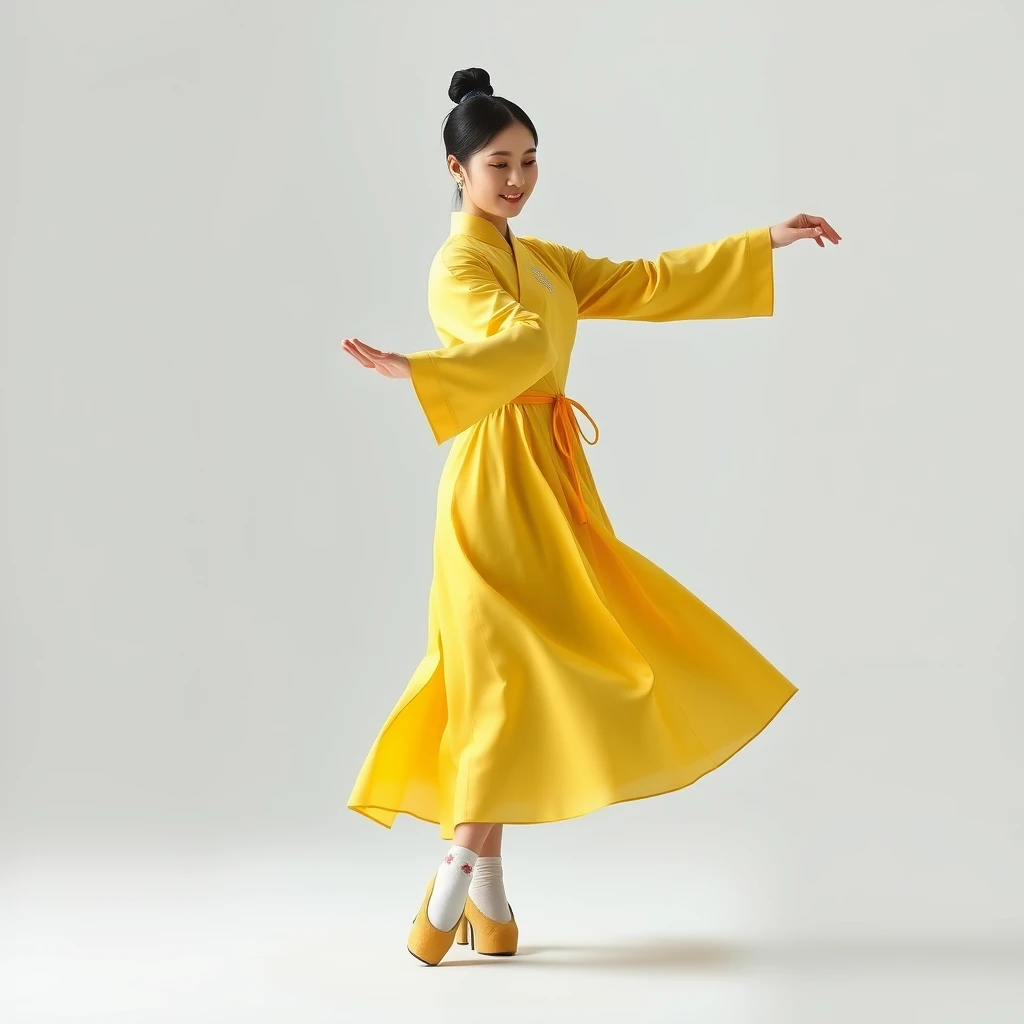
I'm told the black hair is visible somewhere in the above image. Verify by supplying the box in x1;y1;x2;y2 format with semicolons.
443;68;538;206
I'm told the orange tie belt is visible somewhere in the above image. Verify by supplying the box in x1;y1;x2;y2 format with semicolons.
509;389;600;524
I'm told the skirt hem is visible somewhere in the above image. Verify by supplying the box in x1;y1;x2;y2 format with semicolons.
347;685;798;841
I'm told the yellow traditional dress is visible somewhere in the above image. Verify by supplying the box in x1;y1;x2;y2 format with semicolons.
348;211;797;839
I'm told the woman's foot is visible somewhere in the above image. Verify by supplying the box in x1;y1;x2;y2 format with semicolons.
407;875;464;966
425;845;478;930
467;855;512;922
457;896;519;956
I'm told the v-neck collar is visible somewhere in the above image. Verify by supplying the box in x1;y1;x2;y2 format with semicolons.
450;211;515;253
449;210;544;310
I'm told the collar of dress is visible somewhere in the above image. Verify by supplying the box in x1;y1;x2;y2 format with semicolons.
449;211;516;250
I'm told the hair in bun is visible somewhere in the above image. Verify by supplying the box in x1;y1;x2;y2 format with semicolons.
448;67;494;104
442;67;538;211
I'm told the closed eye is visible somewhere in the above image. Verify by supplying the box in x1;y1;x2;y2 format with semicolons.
491;160;537;168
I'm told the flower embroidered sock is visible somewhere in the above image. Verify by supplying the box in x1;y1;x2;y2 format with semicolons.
467;855;512;922
425;845;478;931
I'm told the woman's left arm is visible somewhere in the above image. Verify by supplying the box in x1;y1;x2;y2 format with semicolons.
553;213;840;322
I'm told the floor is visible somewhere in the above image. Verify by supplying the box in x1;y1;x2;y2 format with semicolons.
2;841;1022;1023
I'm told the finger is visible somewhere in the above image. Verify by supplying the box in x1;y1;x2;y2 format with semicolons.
351;339;387;359
807;216;841;243
350;343;389;368
358;342;404;369
345;345;376;368
343;340;378;367
815;218;840;243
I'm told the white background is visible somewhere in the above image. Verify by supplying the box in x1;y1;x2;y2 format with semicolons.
2;1;1022;1020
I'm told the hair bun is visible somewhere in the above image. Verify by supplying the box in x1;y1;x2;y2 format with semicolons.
449;67;493;104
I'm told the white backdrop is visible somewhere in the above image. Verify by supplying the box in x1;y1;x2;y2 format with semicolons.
2;1;1022;1020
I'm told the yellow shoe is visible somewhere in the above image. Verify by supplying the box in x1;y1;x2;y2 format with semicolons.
406;876;465;966
454;896;518;956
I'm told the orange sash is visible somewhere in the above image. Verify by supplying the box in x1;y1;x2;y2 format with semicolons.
509;390;599;524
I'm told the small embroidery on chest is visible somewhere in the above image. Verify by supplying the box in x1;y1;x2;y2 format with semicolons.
529;264;553;292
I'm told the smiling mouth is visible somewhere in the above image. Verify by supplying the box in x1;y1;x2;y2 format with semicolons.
501;193;523;200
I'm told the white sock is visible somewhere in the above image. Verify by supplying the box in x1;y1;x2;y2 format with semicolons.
425;845;478;931
467;855;512;922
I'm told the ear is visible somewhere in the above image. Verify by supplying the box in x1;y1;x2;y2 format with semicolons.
447;155;463;182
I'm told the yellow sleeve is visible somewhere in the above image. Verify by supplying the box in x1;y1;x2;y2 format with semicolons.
406;248;558;445
557;226;774;321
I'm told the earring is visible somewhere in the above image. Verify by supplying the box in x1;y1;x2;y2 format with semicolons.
456;178;464;193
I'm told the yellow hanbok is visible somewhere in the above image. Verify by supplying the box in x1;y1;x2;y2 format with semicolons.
348;211;797;839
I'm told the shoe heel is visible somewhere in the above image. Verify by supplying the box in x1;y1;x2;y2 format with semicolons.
462;898;517;956
454;915;468;946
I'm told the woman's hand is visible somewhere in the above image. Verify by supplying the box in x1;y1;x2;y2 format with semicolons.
770;214;841;249
341;338;411;379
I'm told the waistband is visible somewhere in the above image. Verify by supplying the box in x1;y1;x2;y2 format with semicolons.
507;389;599;524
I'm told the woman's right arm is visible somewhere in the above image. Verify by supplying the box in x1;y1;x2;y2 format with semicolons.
406;251;557;445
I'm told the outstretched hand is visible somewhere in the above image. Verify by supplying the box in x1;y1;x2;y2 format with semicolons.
342;338;411;379
770;214;841;249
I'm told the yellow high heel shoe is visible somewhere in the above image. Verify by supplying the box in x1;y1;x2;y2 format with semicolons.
406;877;465;966
454;896;518;956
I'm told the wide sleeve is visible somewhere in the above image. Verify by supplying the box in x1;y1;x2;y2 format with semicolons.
557;226;774;322
406;249;558;445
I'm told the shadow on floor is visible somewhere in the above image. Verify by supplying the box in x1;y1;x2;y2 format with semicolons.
435;935;1024;971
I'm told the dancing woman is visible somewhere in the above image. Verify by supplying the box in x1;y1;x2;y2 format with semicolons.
343;66;840;965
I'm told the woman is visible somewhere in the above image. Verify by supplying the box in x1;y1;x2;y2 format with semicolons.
343;67;840;966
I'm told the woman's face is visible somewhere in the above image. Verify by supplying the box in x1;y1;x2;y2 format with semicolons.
453;121;538;221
